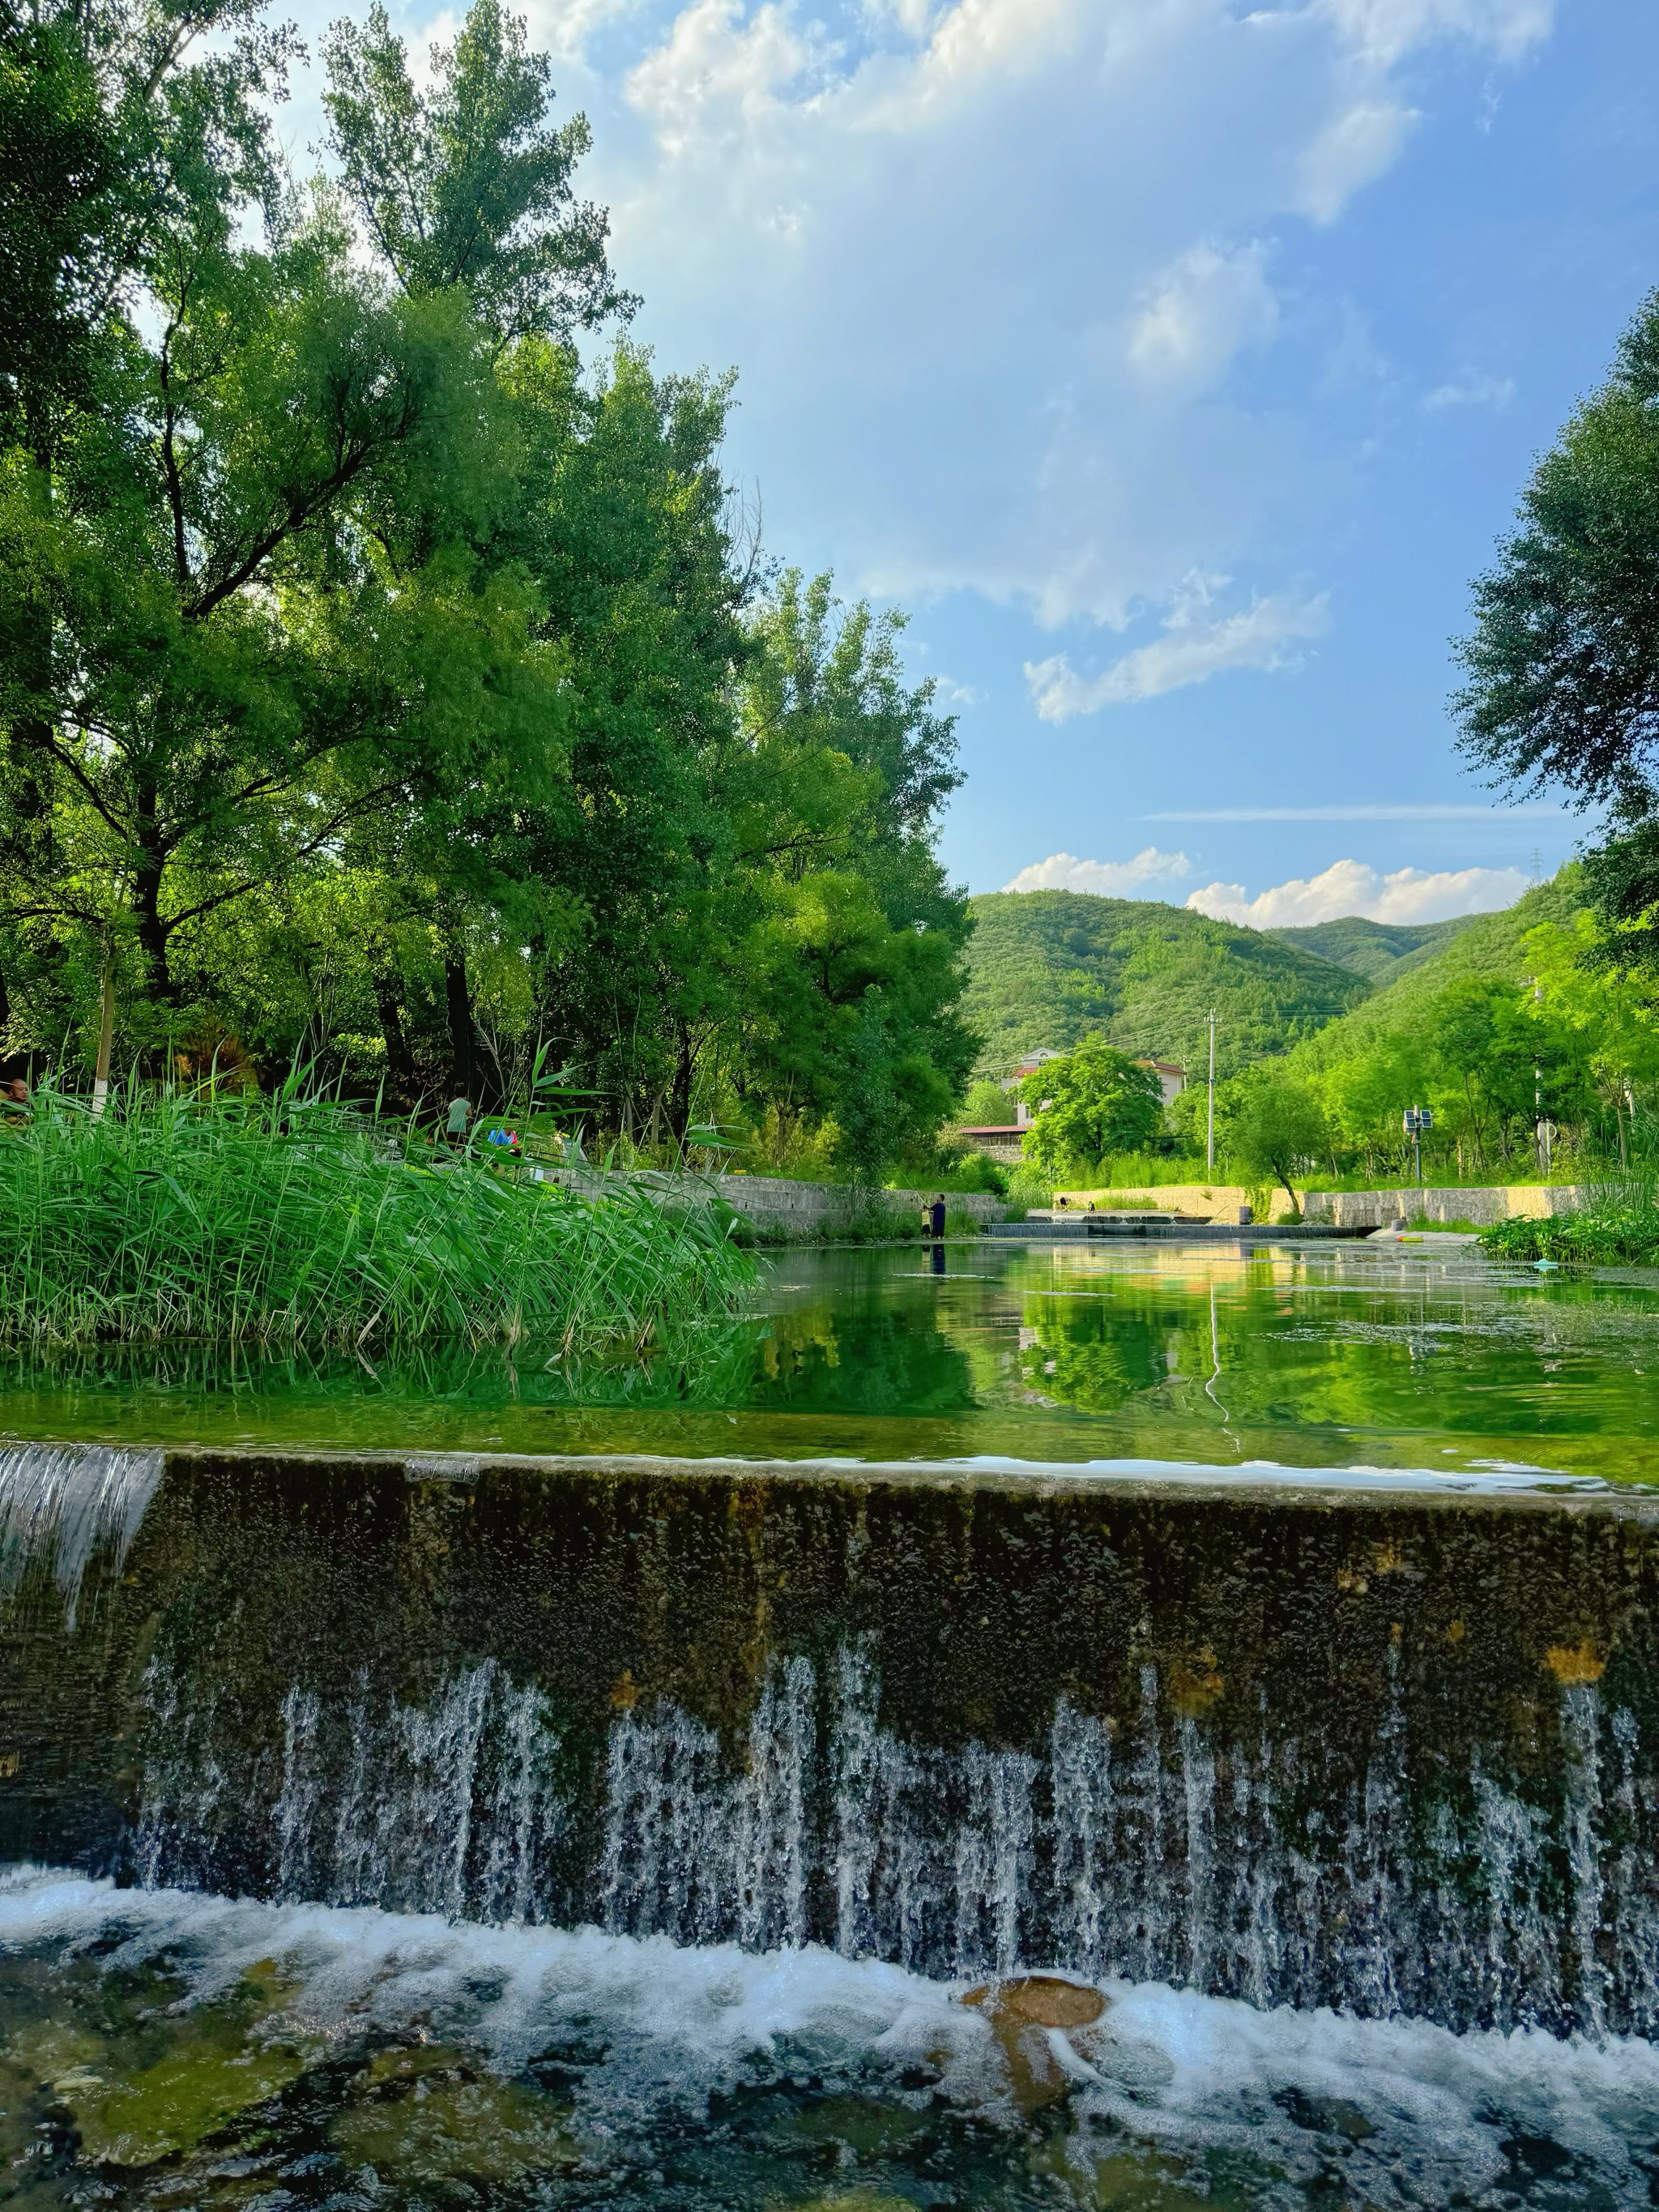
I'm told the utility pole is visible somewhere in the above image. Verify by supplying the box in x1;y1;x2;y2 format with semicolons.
1533;978;1550;1176
1205;1010;1216;1172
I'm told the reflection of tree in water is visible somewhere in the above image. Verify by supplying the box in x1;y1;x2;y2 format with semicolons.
1017;1292;1173;1413
751;1303;977;1416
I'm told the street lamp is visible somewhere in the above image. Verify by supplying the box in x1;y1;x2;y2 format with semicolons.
1402;1106;1433;1189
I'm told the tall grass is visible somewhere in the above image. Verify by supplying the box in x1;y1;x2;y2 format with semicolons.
1482;1168;1659;1265
0;1085;754;1350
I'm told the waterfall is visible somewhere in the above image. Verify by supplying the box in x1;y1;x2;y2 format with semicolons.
3;1441;1656;2041
127;1636;1659;2038
0;1441;162;1628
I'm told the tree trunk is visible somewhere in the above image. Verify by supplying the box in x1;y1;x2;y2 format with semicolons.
445;956;476;1104
373;971;420;1110
132;864;174;1003
4;404;58;866
667;1023;695;1147
91;947;115;1115
131;773;180;1005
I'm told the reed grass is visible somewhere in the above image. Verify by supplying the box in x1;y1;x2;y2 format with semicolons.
1482;1172;1659;1265
0;1085;753;1350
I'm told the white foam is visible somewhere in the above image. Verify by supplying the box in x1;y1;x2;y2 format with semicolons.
4;1868;1659;2204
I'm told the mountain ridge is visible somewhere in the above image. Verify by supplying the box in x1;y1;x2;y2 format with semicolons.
962;890;1370;1080
1264;914;1481;984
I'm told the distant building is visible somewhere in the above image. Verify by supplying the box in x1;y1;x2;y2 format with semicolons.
954;1121;1026;1164
1003;1048;1064;1127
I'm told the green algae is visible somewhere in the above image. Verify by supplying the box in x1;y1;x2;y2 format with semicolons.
0;1954;312;2171
331;2053;580;2184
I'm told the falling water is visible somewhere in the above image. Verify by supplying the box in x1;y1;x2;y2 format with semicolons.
5;1437;1659;2040
123;1633;1659;2037
0;1442;162;1628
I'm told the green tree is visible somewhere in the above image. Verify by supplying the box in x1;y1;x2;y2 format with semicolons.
962;1078;1010;1124
0;0;618;1057
1456;291;1659;818
1455;290;1659;967
321;0;628;346
0;0;981;1172
1020;1036;1163;1176
1221;1067;1326;1214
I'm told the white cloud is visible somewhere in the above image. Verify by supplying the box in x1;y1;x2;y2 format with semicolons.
625;0;830;156
1423;372;1516;409
1004;847;1193;895
1313;0;1552;70
578;0;1554;633
1185;857;1530;927
1127;241;1281;394
1298;101;1416;224
1025;591;1328;720
930;672;980;707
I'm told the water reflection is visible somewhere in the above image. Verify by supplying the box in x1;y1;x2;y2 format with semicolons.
1;1241;1658;1478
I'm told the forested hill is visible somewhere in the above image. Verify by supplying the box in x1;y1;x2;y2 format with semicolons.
1265;914;1480;984
1280;873;1585;1078
963;892;1370;1079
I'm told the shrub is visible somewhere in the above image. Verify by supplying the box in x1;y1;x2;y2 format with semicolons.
1482;1205;1659;1265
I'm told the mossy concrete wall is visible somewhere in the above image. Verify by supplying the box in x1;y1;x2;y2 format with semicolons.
3;1444;1659;2034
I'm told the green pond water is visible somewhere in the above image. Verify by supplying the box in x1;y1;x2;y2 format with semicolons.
1;1236;1657;1480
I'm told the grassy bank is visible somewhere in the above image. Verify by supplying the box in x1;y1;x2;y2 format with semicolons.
0;1090;753;1350
1482;1197;1659;1266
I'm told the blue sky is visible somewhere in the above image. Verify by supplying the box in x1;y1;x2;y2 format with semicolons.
274;0;1659;923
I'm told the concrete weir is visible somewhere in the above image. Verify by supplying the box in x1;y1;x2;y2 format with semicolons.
1;1441;1657;2037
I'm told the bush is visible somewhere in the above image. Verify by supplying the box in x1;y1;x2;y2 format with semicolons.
1482;1205;1659;1265
936;1149;1007;1195
0;1085;754;1350
1005;1164;1053;1215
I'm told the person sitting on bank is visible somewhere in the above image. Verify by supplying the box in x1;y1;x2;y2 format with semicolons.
446;1094;471;1147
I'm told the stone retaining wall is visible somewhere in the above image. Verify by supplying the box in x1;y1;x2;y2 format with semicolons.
534;1164;1004;1236
1055;1181;1296;1221
1299;1185;1590;1228
1055;1180;1591;1228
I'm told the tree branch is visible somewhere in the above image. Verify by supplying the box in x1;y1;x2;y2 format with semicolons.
159;777;412;937
157;323;191;591
182;428;394;622
19;725;133;843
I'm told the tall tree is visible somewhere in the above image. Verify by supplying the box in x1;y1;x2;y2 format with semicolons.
1456;290;1659;963
0;0;615;1033
1020;1036;1163;1176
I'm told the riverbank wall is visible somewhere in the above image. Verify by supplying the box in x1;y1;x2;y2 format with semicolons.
1055;1181;1591;1228
5;1440;1658;2038
537;1166;1006;1237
